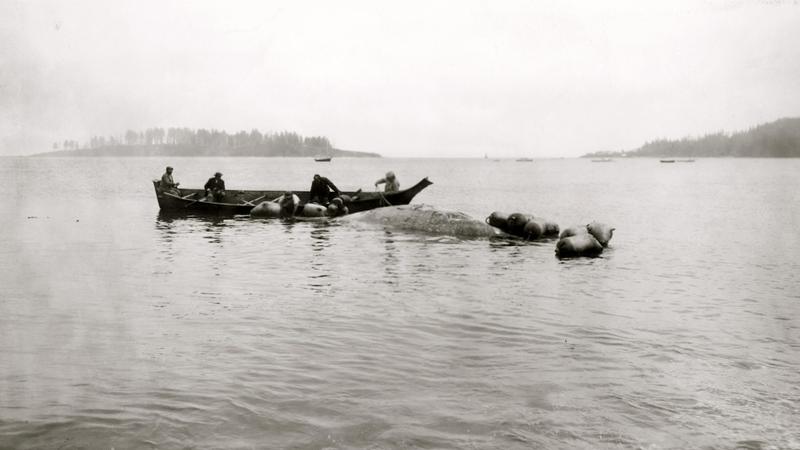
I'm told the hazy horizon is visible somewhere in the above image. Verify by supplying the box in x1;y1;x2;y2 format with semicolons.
3;0;800;158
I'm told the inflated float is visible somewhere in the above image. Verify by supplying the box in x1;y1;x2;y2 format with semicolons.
555;233;604;258
554;221;615;257
486;211;560;240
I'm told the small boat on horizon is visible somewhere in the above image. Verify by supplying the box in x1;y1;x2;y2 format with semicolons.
314;156;332;162
515;157;534;162
660;159;676;163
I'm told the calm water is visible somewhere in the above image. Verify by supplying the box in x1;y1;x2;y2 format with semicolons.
1;156;798;449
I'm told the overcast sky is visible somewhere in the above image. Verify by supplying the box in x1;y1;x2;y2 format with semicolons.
2;0;799;157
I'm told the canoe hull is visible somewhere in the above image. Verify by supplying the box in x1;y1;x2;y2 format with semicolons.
153;177;433;216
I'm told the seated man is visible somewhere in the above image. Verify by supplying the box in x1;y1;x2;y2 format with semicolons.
375;171;399;192
204;172;226;201
160;166;180;194
309;174;341;204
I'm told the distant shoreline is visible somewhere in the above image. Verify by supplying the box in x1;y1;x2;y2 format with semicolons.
30;144;381;158
583;117;800;159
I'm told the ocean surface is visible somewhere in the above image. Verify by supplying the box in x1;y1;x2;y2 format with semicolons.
1;156;798;449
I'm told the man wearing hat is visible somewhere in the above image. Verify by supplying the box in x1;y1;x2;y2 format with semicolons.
375;171;399;192
160;166;180;194
204;172;226;201
309;174;341;205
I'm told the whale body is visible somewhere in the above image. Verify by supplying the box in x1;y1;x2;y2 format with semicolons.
345;204;500;239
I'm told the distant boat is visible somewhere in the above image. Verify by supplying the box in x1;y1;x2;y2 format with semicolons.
314;156;332;162
591;158;613;162
660;159;676;163
516;157;534;162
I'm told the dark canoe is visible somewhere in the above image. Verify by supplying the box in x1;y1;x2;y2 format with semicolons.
152;177;433;215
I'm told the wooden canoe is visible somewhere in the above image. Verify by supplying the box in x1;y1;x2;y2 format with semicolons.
152;177;433;215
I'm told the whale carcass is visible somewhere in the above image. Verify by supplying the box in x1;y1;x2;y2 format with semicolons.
344;204;500;239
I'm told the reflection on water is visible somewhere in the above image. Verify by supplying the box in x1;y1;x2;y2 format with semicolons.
2;157;800;450
308;224;332;294
381;231;399;286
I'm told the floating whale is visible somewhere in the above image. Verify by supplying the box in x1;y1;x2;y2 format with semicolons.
344;204;501;239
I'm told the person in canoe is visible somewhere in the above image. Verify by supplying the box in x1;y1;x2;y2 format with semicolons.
204;172;226;201
276;191;301;218
326;196;349;217
309;174;341;204
160;166;180;194
375;171;399;192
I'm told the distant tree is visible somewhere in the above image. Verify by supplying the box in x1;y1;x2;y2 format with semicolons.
234;130;248;147
125;130;138;145
249;129;263;146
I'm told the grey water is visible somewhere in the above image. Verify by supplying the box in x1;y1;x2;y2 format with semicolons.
1;156;798;449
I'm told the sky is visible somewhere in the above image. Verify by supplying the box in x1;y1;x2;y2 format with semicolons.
2;0;800;158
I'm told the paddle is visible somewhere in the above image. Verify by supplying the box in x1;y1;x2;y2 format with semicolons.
184;193;208;208
240;194;267;207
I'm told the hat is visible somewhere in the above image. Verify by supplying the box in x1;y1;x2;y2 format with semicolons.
166;166;173;170
386;171;395;179
214;172;222;177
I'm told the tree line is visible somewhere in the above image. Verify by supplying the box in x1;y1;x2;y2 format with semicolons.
54;128;334;153
584;117;800;158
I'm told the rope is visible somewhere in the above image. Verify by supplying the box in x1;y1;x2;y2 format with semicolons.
377;191;392;206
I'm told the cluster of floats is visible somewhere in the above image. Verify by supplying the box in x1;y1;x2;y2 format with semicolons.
153;177;614;258
486;212;614;258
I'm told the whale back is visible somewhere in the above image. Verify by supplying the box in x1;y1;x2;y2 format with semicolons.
348;205;499;239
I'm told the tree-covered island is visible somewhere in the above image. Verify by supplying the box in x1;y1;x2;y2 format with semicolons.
584;117;800;158
35;127;380;158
